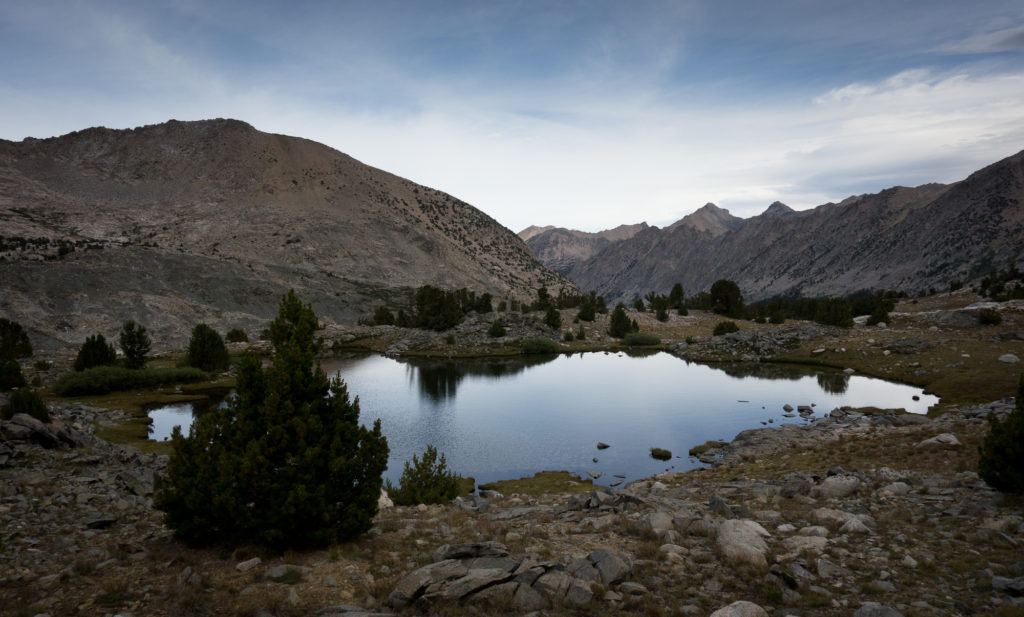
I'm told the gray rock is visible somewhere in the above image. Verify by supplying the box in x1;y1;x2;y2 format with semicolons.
265;564;311;581
992;575;1024;595
513;582;548;611
388;560;468;608
588;548;633;585
814;475;862;498
618;581;648;595
709;600;769;617
839;517;872;534
641;511;674;534
915;433;961;448
432;541;508;562
998;353;1020;363
236;557;262;572
717;519;771;568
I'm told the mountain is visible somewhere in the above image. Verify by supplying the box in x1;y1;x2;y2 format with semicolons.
523;149;1024;304
0;119;573;350
516;222;649;276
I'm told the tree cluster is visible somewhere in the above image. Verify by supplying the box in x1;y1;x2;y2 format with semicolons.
978;376;1024;494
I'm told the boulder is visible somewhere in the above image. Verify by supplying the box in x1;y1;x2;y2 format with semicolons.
588;548;633;585
388;560;468;608
915;433;961;448
998;353;1020;364
709;600;769;617
717;519;771;568
852;604;904;617
813;475;861;499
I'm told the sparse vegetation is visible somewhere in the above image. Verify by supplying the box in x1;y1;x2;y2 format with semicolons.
609;303;632;338
1;388;50;422
544;305;562;330
487;319;506;338
225;328;249;343
385;445;463;506
978;307;1003;325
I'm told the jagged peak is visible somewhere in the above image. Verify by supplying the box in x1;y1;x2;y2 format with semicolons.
762;201;795;217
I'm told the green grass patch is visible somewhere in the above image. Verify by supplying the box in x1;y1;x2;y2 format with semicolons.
478;471;594;495
689;440;727;456
650;447;672;460
519;337;560;354
54;366;205;396
622;332;661;346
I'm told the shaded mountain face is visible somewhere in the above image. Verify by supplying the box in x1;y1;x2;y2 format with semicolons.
0;119;573;350
524;150;1024;304
516;222;649;277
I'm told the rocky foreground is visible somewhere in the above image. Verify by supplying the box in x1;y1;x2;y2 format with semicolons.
2;395;1022;617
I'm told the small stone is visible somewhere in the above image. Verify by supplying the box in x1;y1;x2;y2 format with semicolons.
709;600;769;617
998;353;1020;363
597;442;610;449
618;581;648;595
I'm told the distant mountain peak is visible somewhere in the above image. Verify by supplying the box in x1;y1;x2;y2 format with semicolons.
667;202;742;236
762;201;795;217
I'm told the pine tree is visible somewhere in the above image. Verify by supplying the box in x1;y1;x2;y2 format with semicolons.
609;303;631;338
119;321;151;369
185;324;230;372
0;318;32;360
544;305;562;330
156;290;389;548
74;334;117;371
978;376;1024;494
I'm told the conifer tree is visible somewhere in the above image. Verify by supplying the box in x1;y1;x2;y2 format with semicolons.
609;303;631;338
157;290;389;548
74;334;117;371
185;324;230;372
119;320;151;369
978;375;1024;494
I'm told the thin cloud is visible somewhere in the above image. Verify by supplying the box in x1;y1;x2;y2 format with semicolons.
934;23;1024;54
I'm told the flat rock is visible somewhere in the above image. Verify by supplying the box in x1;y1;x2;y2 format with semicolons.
814;475;861;498
915;433;961;448
998;353;1019;363
852;604;904;617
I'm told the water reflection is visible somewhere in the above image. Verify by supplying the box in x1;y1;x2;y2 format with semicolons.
403;355;557;402
149;352;939;486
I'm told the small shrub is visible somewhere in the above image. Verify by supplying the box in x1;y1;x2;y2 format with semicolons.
866;306;889;326
608;303;631;338
978;308;1003;325
544;305;562;329
445;334;456;345
1;388;50;422
225;328;249;343
54;366;204;396
185;324;230;372
713;321;739;336
385;445;462;506
563;330;575;342
372;306;395;326
677;306;689;316
520;338;560;354
978;375;1024;494
622;332;660;346
0;318;32;360
0;359;27;391
576;325;586;340
33;360;52;371
487;319;506;338
650;447;672;461
74;334;117;372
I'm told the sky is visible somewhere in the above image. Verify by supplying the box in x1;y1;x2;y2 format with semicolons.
2;1;1023;233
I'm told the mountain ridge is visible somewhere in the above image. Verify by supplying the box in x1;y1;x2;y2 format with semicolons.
0;118;574;350
522;149;1024;304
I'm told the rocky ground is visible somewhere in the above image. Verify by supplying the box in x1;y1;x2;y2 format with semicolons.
2;393;1022;617
3;290;1023;616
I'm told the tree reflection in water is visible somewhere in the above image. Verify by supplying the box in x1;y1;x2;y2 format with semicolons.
403;355;558;402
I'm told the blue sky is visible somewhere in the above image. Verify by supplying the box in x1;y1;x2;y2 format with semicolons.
2;1;1023;232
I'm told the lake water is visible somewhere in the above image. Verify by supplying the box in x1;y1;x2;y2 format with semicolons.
149;352;937;486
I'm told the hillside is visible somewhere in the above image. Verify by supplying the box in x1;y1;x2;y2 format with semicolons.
0;119;573;350
516;222;649;276
523;149;1024;303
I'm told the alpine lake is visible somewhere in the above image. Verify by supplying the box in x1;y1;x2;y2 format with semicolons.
147;351;938;487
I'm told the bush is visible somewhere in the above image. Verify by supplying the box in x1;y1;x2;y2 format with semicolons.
576;325;586;340
713;321;739;336
487;319;506;338
385;445;462;506
563;330;575;342
650;447;672;461
622;332;660;346
978;308;1003;325
576;303;596;322
54;366;204;396
186;324;230;372
372;306;395;326
520;338;560;354
609;303;631;338
74;334;117;372
710;279;744;317
866;306;889;326
0;359;27;391
225;328;249;343
544;305;562;330
119;321;152;369
0;318;32;360
978;376;1024;494
155;290;389;549
1;388;50;422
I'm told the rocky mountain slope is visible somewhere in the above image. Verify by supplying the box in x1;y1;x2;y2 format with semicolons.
0;119;572;350
523;150;1024;303
518;222;649;277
